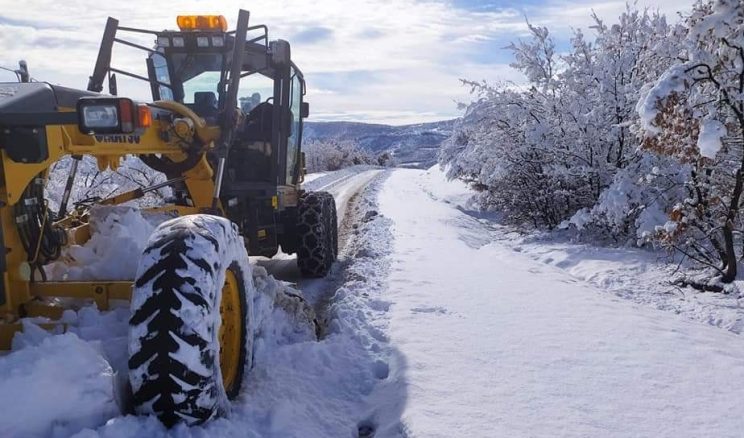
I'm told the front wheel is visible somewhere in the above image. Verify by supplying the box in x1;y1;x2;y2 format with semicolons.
128;215;254;427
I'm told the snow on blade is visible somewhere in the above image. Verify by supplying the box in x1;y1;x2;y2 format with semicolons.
45;206;170;281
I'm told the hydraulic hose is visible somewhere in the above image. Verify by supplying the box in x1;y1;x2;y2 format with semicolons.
14;175;66;278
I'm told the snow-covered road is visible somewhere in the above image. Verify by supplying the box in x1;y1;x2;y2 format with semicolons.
377;168;744;437
255;166;382;283
303;166;382;219
3;166;744;437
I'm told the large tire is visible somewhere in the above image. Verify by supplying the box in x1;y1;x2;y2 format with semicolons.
317;191;339;259
296;191;337;278
128;215;254;427
328;195;338;258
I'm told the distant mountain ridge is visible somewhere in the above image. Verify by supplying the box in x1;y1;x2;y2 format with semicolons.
303;119;456;169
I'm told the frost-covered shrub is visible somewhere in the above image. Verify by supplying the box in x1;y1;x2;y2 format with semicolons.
303;139;374;173
441;6;672;229
442;1;744;285
569;153;691;245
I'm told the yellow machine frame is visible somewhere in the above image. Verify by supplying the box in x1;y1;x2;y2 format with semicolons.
0;102;221;349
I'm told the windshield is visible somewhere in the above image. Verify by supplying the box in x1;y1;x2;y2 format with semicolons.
238;74;273;112
169;52;225;104
164;52;275;108
183;71;221;104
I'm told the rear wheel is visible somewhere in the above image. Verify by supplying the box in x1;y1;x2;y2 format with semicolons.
296;191;337;277
329;197;338;258
128;215;253;426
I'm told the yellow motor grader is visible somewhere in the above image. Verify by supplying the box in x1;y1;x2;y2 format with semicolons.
0;10;337;426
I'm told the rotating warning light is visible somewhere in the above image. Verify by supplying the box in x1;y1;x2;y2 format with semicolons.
177;15;228;32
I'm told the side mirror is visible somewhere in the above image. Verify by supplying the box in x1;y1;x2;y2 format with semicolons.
109;73;118;96
17;60;29;83
301;102;310;118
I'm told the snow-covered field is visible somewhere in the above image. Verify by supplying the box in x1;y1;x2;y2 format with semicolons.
2;166;744;437
416;169;744;335
378;168;744;437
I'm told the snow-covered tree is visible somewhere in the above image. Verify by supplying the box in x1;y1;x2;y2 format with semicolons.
636;0;744;286
443;0;744;286
442;7;672;229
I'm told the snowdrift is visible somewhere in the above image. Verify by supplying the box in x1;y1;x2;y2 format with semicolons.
0;207;319;437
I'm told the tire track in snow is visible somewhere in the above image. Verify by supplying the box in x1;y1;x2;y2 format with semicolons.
257;168;384;333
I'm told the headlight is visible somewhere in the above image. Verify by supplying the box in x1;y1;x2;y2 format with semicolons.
211;36;224;47
197;36;209;47
82;105;119;128
156;36;170;47
77;98;151;135
172;36;185;47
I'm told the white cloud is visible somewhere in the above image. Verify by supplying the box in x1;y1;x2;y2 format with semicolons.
525;0;688;31
0;0;696;124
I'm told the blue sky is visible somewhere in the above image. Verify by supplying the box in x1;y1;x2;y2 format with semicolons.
0;0;690;125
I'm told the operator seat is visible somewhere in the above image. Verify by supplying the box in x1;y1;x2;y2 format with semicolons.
192;91;219;121
242;102;273;142
227;101;274;183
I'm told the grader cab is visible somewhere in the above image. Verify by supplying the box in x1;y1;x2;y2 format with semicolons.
0;10;337;426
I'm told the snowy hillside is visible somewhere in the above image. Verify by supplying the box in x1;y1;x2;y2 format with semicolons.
304;120;455;169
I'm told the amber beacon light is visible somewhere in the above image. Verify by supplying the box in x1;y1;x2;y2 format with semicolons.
176;15;228;31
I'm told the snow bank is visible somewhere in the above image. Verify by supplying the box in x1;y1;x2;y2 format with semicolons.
0;326;119;438
251;266;318;346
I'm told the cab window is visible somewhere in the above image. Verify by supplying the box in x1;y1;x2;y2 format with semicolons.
287;67;302;183
150;53;174;101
